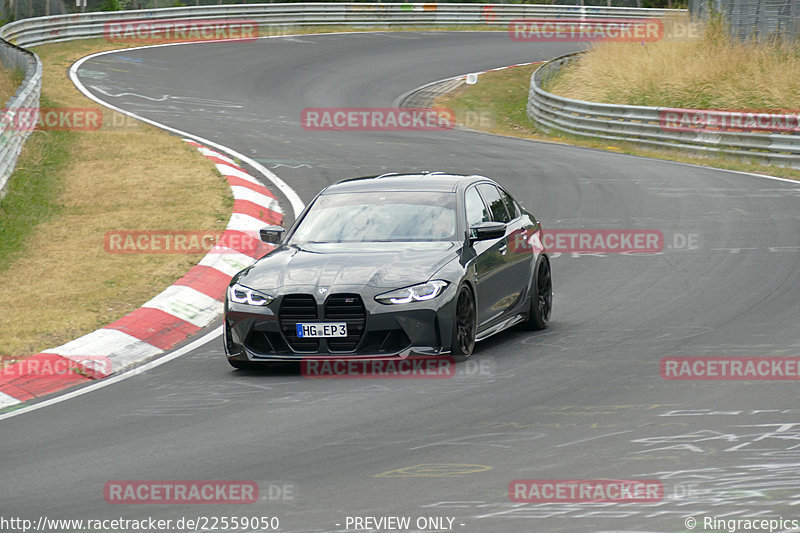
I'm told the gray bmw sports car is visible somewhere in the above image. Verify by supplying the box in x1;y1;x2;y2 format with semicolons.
223;172;552;368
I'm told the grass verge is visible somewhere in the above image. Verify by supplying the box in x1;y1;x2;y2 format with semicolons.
0;38;232;359
546;18;800;111
436;64;800;181
0;96;71;272
0;65;23;105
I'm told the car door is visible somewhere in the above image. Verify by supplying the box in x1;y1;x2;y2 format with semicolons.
466;184;508;328
473;183;531;324
495;184;538;312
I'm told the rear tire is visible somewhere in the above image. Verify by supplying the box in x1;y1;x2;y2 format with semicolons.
450;284;477;362
525;258;552;331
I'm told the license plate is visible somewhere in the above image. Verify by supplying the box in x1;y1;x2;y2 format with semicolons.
296;322;347;338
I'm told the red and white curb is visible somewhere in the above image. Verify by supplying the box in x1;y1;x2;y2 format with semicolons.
0;140;282;409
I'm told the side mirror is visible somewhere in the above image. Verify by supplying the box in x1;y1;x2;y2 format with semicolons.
259;225;286;244
470;221;507;242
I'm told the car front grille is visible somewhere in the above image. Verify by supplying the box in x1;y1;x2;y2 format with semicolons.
277;293;367;353
279;294;319;352
324;294;366;352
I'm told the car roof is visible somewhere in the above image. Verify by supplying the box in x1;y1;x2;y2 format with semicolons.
324;172;494;193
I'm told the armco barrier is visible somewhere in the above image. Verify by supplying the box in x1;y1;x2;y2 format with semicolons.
0;3;680;198
527;53;800;169
1;4;678;47
0;40;41;198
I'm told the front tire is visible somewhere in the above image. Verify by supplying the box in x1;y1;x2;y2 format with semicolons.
450;284;477;361
525;257;552;330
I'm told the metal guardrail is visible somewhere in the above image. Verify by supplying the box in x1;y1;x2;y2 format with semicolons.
1;3;679;47
0;40;41;199
528;53;800;168
2;0;667;22
0;3;682;198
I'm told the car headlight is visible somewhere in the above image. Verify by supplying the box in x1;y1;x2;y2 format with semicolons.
375;280;449;304
228;283;273;306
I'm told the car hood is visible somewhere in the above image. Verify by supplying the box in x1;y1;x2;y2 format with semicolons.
237;241;460;292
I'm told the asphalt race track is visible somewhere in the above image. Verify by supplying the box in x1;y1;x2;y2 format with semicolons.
2;32;800;532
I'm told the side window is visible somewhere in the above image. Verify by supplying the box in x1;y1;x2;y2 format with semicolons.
499;187;519;220
477;183;510;223
465;186;490;228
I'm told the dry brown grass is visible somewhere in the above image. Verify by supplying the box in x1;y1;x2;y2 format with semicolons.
436;63;800;181
0;65;22;105
547;17;800;112
0;38;232;357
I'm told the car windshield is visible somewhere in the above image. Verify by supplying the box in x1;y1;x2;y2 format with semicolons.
289;191;457;243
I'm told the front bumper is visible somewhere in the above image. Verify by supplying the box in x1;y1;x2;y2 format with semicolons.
224;286;457;362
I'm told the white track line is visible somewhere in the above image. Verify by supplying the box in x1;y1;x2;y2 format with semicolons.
0;327;222;422
0;41;312;422
69;47;305;217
